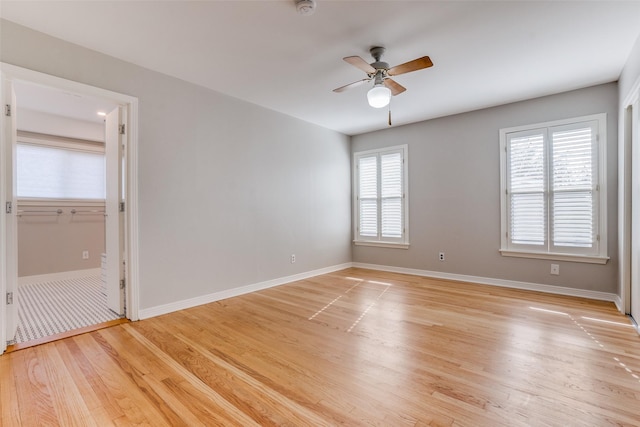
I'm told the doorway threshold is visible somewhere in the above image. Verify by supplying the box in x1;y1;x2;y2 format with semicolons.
4;318;129;353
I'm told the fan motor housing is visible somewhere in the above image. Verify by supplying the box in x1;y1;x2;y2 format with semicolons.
369;47;389;72
295;0;316;16
371;61;389;71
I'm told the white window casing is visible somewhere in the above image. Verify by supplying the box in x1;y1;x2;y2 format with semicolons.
499;114;608;264
353;145;409;248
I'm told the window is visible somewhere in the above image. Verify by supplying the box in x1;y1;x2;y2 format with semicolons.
499;114;607;264
353;145;408;248
17;136;105;200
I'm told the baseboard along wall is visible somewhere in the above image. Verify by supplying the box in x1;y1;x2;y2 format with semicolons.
352;263;619;303
138;262;620;320
138;263;353;319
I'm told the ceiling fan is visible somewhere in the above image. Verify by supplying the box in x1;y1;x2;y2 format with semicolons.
333;46;433;109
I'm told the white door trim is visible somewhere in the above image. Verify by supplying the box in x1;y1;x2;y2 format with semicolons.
619;74;640;320
0;63;140;353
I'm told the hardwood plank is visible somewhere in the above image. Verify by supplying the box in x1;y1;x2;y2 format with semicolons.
121;323;261;426
174;332;335;426
39;343;98;426
58;337;124;423
12;346;59;426
2;267;640;425
0;349;23;426
93;327;187;426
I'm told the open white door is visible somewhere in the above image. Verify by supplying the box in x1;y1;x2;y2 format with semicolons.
1;73;18;351
105;107;125;315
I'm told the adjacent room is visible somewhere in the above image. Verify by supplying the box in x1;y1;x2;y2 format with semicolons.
1;1;640;425
11;81;125;346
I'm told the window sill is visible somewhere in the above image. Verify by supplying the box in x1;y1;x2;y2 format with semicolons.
499;249;609;265
354;240;410;249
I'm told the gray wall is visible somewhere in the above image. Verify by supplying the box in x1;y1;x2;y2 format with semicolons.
18;203;105;277
1;20;352;310
352;83;618;293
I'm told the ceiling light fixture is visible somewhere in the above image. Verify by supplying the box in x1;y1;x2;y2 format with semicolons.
295;0;316;16
367;83;391;108
97;111;106;117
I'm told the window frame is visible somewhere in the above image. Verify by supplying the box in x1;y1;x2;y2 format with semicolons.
499;114;608;264
353;144;409;249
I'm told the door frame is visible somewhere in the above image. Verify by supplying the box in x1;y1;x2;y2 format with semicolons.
619;74;640;331
0;63;140;353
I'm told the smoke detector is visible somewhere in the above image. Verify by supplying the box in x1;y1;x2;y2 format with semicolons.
295;0;316;16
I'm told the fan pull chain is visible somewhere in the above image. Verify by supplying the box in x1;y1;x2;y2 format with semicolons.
388;99;392;126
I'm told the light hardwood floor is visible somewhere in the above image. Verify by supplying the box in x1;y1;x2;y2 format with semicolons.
2;268;640;426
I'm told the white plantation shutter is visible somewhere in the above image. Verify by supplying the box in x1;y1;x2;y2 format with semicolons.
508;132;546;245
381;152;403;238
358;155;378;237
501;115;604;261
551;125;595;248
354;145;408;246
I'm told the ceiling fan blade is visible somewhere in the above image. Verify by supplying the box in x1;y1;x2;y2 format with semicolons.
343;56;376;74
333;78;371;93
383;78;406;96
387;56;433;76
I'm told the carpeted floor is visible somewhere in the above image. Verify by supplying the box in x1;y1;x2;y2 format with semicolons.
14;275;121;344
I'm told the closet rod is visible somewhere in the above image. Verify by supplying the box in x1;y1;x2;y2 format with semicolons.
70;209;105;215
17;209;63;217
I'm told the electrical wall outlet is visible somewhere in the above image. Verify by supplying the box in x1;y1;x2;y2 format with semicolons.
550;264;560;275
291;254;296;264
439;252;445;261
82;250;89;260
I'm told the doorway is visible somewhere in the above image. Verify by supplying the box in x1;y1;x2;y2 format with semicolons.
1;63;139;354
13;81;119;345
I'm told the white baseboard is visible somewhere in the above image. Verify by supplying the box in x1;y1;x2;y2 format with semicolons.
629;315;640;337
138;263;353;320
614;295;624;313
19;268;102;286
138;261;621;321
352;262;619;303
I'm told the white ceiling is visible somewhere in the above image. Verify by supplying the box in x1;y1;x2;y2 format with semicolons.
13;80;118;124
2;1;640;136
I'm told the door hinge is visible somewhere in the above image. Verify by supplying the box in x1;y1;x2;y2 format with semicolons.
4;104;11;117
120;279;126;289
6;292;13;305
5;201;12;214
119;124;126;135
119;202;125;212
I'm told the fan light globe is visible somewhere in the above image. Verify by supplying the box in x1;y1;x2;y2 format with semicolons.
367;84;391;108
